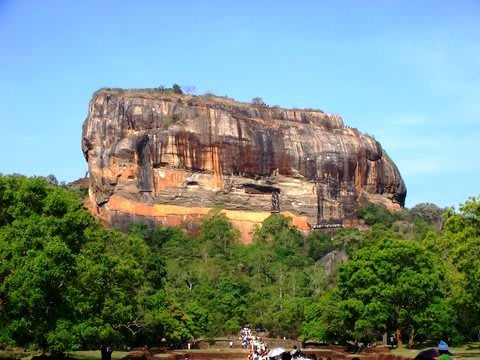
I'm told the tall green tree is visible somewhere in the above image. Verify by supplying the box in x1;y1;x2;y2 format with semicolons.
0;176;93;349
409;202;445;232
0;175;173;351
356;203;396;227
253;214;303;251
303;290;348;343
199;207;240;258
440;196;480;341
315;238;454;347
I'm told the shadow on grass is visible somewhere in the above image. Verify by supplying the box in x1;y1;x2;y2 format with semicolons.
450;342;480;360
465;343;480;351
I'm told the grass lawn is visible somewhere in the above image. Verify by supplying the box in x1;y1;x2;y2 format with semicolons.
3;344;480;360
70;351;129;360
391;342;480;360
0;350;130;360
0;350;38;360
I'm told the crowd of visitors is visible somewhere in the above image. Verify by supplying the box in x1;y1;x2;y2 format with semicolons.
239;326;315;360
240;326;270;359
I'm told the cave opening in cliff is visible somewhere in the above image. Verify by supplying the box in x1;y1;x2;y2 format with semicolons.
243;183;280;194
243;184;281;213
152;162;169;168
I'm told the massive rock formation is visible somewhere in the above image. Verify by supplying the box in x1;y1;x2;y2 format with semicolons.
82;88;406;241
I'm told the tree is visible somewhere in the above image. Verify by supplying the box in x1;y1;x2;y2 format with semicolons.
172;84;183;94
327;238;453;347
440;195;480;341
211;277;247;334
409;202;445;231
128;223;170;289
304;231;333;261
184;303;212;340
331;227;363;254
45;174;59;186
356;203;395;227
140;291;193;344
0;175;171;351
267;296;305;338
198;207;240;257
302;290;349;343
182;85;196;95
253;214;303;251
251;97;265;105
0;176;91;349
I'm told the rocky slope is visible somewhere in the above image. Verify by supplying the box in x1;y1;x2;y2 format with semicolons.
82;88;406;241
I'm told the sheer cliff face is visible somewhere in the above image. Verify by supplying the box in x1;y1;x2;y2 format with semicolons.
82;89;406;241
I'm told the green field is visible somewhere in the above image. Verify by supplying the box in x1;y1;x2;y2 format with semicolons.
2;344;480;360
0;350;129;360
391;343;480;360
68;351;129;360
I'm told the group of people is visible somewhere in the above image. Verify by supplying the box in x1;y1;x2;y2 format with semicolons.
240;327;270;359
240;327;316;360
346;340;372;353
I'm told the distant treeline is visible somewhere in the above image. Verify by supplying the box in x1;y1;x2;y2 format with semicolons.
0;174;479;351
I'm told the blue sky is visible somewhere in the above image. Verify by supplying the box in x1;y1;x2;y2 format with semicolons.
0;0;478;208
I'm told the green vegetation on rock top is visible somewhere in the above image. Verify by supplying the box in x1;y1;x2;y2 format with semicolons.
91;85;325;113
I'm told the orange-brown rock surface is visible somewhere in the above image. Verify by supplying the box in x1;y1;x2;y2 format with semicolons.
82;88;406;241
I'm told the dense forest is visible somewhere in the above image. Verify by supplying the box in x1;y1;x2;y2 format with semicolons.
0;174;479;352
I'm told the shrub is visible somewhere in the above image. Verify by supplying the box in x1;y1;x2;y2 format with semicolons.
357;203;395;227
172;84;183;94
251;97;265;105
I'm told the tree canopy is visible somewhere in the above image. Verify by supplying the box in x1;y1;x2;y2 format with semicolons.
0;176;178;351
0;174;479;350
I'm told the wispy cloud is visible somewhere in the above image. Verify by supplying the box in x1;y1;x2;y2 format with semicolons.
391;36;480;100
397;158;444;175
391;142;478;179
